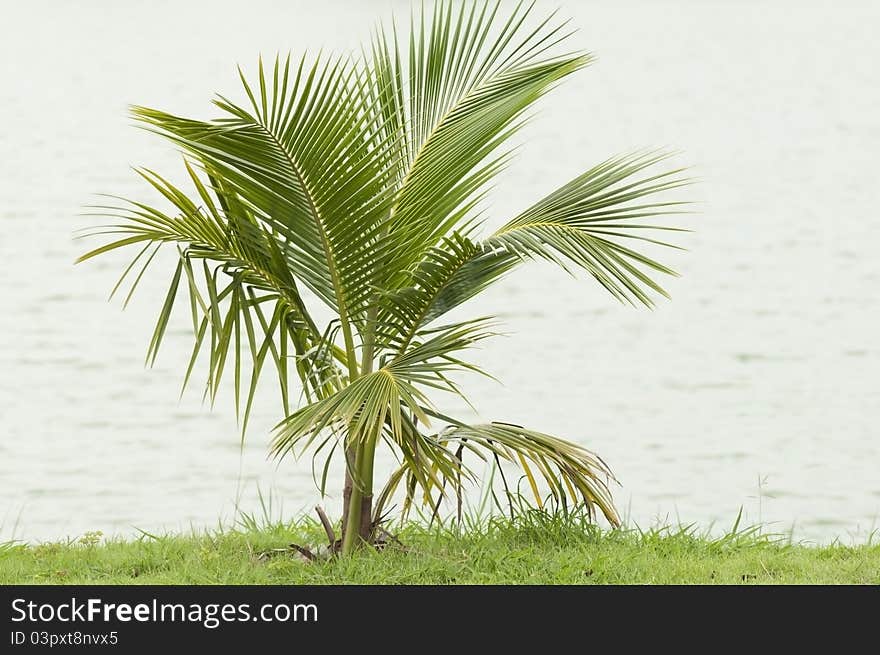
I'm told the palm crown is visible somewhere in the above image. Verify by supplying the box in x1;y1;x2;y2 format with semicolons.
79;1;689;554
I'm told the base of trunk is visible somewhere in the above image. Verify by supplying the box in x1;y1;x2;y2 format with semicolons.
316;492;375;555
342;493;373;547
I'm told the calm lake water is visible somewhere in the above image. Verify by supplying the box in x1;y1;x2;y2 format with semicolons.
2;1;878;543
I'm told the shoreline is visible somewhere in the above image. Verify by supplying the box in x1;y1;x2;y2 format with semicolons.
2;516;878;585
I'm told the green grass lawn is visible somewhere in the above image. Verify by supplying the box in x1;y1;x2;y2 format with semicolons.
2;513;878;584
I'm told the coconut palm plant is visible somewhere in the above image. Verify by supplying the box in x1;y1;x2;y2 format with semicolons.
78;1;689;554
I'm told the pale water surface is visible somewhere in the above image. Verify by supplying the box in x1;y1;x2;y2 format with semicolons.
1;1;879;543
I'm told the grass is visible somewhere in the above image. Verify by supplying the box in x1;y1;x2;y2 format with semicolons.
2;511;878;584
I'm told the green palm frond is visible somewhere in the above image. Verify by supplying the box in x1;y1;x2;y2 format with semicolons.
375;231;482;351
374;152;689;352
373;1;589;284
78;162;339;427
386;317;498;403
272;313;495;462
370;416;620;527
423;249;518;324
486;151;691;306
438;422;619;525
132;53;402;379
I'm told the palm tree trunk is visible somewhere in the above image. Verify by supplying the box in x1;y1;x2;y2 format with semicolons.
340;437;377;554
341;449;354;535
340;316;379;552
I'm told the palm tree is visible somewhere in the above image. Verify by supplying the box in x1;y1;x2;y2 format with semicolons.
79;1;689;555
